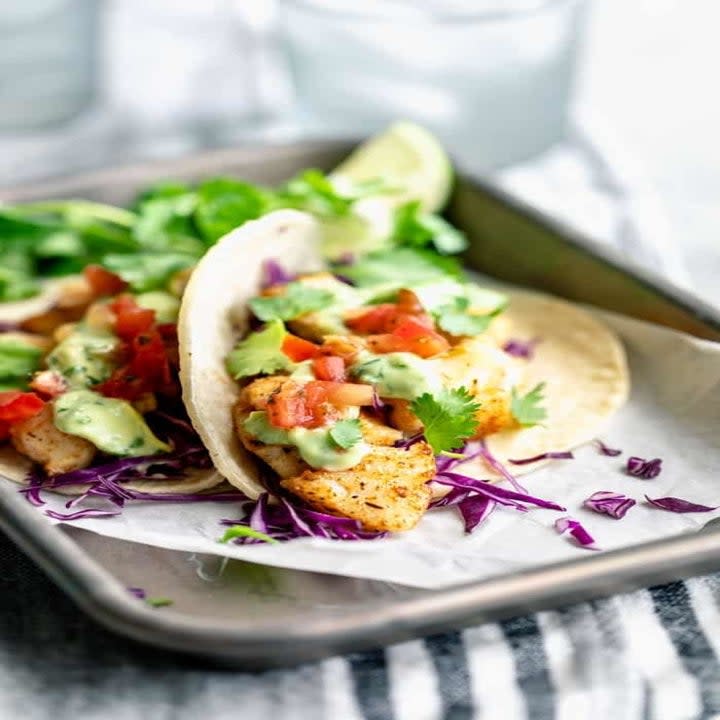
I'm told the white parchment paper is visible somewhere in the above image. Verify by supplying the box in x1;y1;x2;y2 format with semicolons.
9;312;720;589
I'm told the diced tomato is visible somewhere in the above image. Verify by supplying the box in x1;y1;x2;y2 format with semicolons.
84;265;128;297
345;289;434;336
310;381;375;407
312;355;346;382
29;370;67;398
95;297;174;401
110;295;155;341
0;391;45;437
395;288;425;315
282;334;320;362
265;379;373;429
345;304;397;334
367;316;450;358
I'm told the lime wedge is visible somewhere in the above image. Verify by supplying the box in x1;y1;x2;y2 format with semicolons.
332;122;453;213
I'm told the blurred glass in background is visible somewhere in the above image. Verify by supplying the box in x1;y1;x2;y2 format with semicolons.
280;0;588;171
0;0;589;183
0;0;98;131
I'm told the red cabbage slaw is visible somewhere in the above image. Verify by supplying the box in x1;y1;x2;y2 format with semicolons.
626;456;663;479
554;517;597;549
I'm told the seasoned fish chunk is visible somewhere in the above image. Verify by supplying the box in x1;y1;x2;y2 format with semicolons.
281;441;434;532
427;336;520;438
242;376;287;411
10;404;96;475
358;412;402;446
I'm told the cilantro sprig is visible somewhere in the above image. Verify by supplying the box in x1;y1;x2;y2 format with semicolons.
410;387;480;455
434;296;501;336
226;320;293;379
220;525;278;544
511;383;547;427
329;419;363;450
249;282;334;322
392;201;468;255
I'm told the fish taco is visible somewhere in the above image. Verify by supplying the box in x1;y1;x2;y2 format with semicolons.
178;210;629;534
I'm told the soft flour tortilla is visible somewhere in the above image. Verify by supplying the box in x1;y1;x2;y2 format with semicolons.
477;290;628;479
178;208;629;497
178;209;324;498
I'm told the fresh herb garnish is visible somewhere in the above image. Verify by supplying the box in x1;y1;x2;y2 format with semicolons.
226;320;293;379
146;596;174;608
410;387;480;455
334;247;464;288
220;525;278;544
249;282;334;322
392;200;468;255
329;418;363;450
511;383;547;427
434;296;501;336
0;339;43;390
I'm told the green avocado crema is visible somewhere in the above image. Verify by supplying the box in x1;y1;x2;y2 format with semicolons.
350;351;441;401
243;411;370;471
54;390;170;456
46;325;118;389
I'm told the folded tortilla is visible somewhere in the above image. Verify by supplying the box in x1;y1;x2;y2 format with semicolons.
178;209;629;496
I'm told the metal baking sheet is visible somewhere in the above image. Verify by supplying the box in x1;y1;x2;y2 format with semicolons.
1;141;720;668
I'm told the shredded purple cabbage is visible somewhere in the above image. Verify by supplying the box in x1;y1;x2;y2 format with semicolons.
594;439;622;457
0;321;19;332
395;433;424;450
458;495;496;533
508;451;574;466
261;259;295;288
128;587;147;599
503;337;540;359
644;495;717;513
21;403;247;520
434;472;565;512
626;456;662;479
433;440;484;474
476;439;528;493
221;491;386;542
584;491;636;519
554;517;598;549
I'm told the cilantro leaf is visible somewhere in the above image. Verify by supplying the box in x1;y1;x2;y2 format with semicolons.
334;247;464;288
219;525;278;544
102;252;196;292
226;320;293;379
329;418;363;450
146;597;174;608
511;383;547;427
392;201;468;255
434;296;502;336
249;282;334;322
194;177;270;243
0;339;43;390
410;387;481;455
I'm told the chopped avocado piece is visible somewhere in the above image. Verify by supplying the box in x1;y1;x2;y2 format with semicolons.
134;290;180;323
46;325;118;389
0;338;43;390
54;390;170;456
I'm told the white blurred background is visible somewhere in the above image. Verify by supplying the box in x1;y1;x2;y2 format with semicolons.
0;0;717;300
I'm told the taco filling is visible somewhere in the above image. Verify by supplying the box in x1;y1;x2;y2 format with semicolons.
226;271;526;532
0;265;219;499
